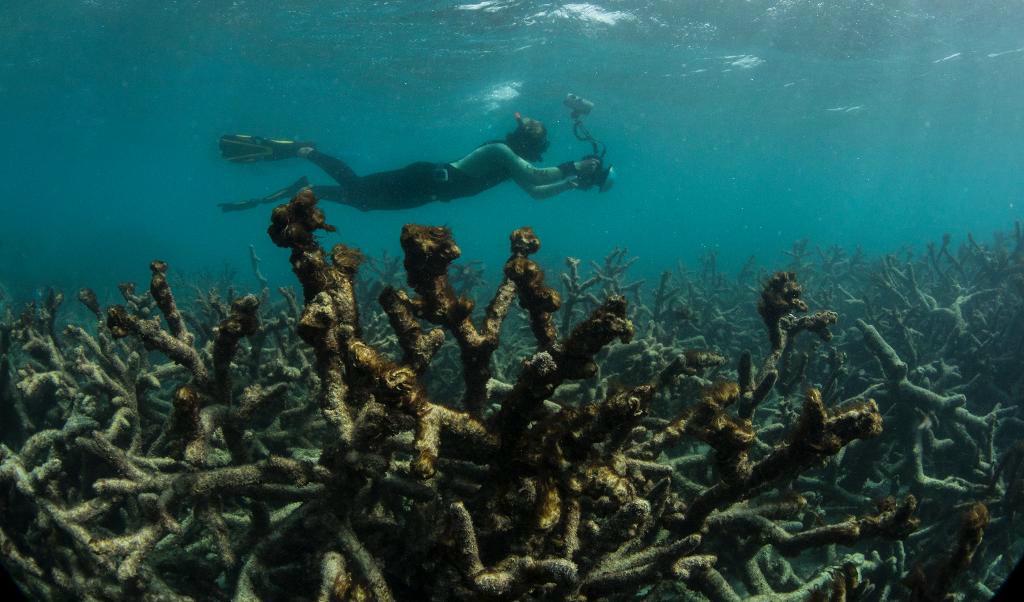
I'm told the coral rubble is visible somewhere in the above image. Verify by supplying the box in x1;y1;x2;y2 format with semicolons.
1;193;1021;600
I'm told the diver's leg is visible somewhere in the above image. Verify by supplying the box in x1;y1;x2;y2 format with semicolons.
346;163;438;210
218;176;310;212
308;185;372;211
305;150;359;187
305;160;440;211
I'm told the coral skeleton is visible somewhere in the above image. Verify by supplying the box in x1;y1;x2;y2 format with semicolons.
0;193;1020;601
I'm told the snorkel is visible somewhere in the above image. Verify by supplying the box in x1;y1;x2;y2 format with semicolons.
564;93;615;192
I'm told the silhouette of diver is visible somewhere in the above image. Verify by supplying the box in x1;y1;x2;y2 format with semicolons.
218;114;601;212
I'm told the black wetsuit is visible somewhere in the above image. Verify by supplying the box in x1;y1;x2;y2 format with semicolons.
306;148;509;211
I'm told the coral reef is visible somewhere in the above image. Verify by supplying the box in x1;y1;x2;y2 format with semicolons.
0;192;1021;600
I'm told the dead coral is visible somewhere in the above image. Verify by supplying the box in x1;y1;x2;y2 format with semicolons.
5;195;1023;601
906;502;989;601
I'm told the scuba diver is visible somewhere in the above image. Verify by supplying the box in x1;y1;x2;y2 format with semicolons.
218;98;614;212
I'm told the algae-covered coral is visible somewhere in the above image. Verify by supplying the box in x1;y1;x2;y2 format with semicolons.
1;192;1020;600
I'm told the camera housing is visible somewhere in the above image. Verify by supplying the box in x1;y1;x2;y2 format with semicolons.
564;93;594;117
597;165;615;192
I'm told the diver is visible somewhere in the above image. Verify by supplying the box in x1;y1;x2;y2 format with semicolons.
217;113;609;212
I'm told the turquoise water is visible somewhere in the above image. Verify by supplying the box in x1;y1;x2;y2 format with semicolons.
3;4;1024;600
1;1;1022;293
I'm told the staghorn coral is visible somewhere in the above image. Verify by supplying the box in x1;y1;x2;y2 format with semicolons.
905;502;989;601
1;196;1021;600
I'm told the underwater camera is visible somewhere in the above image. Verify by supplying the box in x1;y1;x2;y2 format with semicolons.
564;93;594;118
577;154;615;193
565;93;614;192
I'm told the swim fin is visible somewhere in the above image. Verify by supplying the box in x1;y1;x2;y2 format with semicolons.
219;134;315;163
219;176;311;212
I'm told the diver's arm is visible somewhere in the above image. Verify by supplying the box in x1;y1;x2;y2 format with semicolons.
452;143;566;186
506;151;569;186
524;179;579;200
516;154;604;198
510;152;601;189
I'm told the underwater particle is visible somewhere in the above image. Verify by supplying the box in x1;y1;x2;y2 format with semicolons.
455;1;508;12
987;47;1024;58
826;105;864;113
473;80;522;112
727;54;764;69
551;3;637;26
932;52;961;63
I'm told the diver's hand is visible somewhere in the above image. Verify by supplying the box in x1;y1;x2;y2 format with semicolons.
573;158;602;190
576;158;600;177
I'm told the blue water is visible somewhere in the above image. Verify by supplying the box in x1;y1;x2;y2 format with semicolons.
1;1;1023;298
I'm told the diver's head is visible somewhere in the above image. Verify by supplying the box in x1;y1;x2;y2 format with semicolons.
506;113;550;162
